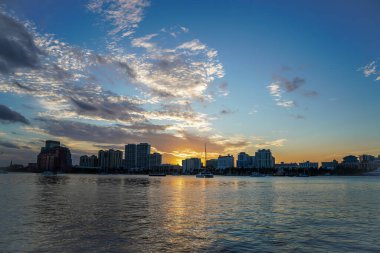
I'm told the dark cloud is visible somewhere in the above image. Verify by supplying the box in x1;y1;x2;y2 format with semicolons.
220;109;235;115
0;104;30;124
13;80;35;91
284;77;305;92
70;98;98;111
303;90;319;97
116;61;137;79
0;141;20;149
281;65;292;71
0;13;41;73
293;114;305;120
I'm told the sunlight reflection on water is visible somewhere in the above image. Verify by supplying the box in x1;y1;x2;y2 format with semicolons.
0;174;379;252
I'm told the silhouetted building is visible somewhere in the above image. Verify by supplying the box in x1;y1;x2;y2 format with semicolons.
299;161;318;169
125;144;137;169
98;149;123;172
237;152;254;168
37;140;72;172
254;149;274;168
275;162;299;170
182;158;201;173
149;153;162;167
80;155;98;167
321;160;338;170
217;155;234;170
206;159;218;169
341;155;359;170
137;143;151;169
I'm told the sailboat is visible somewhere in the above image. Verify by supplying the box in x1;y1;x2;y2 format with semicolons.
196;143;214;178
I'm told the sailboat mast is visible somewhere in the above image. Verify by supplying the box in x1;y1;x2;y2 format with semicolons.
204;143;207;168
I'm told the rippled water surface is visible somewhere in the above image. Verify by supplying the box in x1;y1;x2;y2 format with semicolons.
0;174;379;252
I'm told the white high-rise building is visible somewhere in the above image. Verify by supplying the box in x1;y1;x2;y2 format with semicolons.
217;155;234;170
254;149;274;168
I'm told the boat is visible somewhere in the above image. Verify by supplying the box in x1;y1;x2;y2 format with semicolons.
149;173;166;177
196;171;214;178
250;172;266;177
363;168;380;176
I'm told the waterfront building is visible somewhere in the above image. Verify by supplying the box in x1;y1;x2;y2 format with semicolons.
149;153;162;167
37;140;72;172
275;162;299;170
217;155;234;170
79;155;98;167
299;161;319;169
254;149;274;168
321;160;339;170
182;158;201;173
342;155;359;170
98;149;123;172
137;143;151;169
124;143;151;170
206;159;218;169
125;144;137;169
237;152;253;168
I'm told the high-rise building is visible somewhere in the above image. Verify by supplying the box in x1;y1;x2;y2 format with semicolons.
182;158;201;173
137;143;150;169
37;140;72;172
98;149;123;171
149;153;162;167
80;155;98;167
321;160;338;170
237;152;253;168
254;149;274;168
217;155;234;170
125;144;137;169
206;159;218;169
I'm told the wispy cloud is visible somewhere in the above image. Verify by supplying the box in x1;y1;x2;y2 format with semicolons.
255;138;286;148
358;60;380;81
267;81;295;108
87;0;150;38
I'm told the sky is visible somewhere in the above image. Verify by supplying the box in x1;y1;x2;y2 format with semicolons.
0;0;379;166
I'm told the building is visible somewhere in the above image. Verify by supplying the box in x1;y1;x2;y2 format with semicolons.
206;159;218;169
342;155;359;170
124;143;151;170
98;149;123;172
237;152;254;168
321;160;339;170
217;155;234;170
125;144;137;169
182;158;201;173
254;149;274;168
275;162;299;170
299;161;319;169
79;155;98;167
149;153;162;167
37;140;72;172
150;164;182;174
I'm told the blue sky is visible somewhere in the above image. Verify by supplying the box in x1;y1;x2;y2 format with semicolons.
0;0;379;166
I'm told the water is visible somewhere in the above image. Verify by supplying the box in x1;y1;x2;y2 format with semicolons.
0;174;379;252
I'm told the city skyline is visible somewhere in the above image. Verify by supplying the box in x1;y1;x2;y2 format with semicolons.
1;0;380;166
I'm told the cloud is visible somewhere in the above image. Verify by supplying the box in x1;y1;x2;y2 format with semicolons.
284;77;305;92
177;39;207;51
358;60;380;81
302;90;319;97
0;140;21;149
292;114;305;120
87;0;150;38
0;13;42;73
255;138;286;148
267;81;295;108
0;104;30;124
